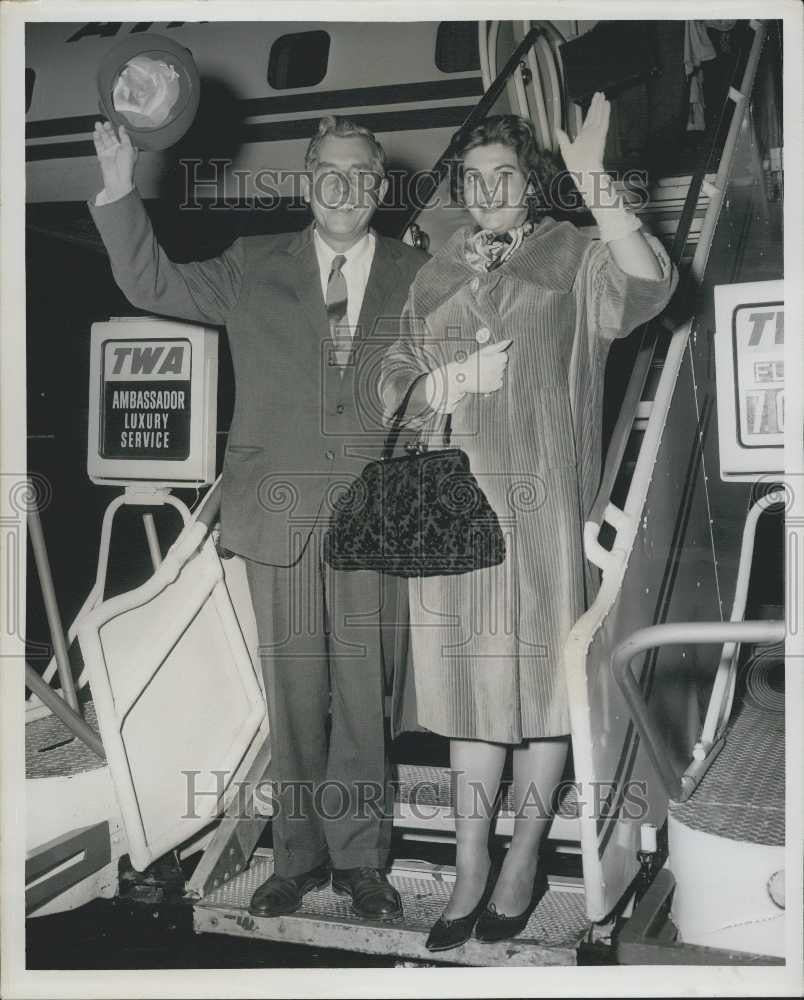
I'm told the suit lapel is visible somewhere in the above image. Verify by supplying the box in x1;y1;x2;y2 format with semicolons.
356;234;397;341
287;228;404;376
288;226;330;336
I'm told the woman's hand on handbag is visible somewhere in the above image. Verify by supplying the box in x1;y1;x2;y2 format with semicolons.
426;339;512;413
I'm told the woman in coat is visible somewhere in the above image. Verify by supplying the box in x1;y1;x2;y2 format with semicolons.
380;94;677;950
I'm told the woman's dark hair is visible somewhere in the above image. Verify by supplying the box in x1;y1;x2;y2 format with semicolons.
449;114;562;218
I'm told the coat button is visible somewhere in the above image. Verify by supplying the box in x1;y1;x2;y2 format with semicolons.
325;449;335;461
475;327;490;344
336;402;345;414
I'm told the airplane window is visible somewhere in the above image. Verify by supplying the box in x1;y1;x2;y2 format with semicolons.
435;21;480;73
26;68;35;112
268;30;330;89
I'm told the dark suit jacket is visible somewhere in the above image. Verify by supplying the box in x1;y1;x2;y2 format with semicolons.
89;191;428;565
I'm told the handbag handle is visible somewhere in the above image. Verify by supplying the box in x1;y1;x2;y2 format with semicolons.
382;372;452;460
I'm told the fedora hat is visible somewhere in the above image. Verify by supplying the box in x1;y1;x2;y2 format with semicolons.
97;33;200;150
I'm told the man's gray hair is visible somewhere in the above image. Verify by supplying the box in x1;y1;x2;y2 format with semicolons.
304;116;387;175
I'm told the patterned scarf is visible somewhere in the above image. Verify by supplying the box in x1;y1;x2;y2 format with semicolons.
464;219;534;273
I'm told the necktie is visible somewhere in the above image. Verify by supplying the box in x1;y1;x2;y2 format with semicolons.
326;254;350;369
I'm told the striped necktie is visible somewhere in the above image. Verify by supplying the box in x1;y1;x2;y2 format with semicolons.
326;253;350;369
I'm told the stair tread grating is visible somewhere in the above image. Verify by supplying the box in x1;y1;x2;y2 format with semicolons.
197;850;589;949
26;701;105;778
394;763;579;818
668;701;784;845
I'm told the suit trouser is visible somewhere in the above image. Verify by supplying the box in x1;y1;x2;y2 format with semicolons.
245;542;400;877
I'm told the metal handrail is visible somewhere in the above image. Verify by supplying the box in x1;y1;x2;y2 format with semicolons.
24;663;105;759
25;481;221;756
585;152;712;531
34;489;192;697
699;489;786;748
397;25;543;239
611;619;786;803
521;22;553;149
195;476;222;528
586;325;660;531
585;20;768;536
27;494;79;713
24;475;107;758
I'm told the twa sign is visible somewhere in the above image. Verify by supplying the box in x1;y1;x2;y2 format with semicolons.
715;280;784;482
88;319;218;487
104;341;192;381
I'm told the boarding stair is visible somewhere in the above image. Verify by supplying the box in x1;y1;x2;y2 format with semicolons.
24;18;785;966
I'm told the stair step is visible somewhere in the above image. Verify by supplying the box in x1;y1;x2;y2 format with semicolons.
668;700;784;844
392;764;580;842
194;848;588;966
26;701;104;779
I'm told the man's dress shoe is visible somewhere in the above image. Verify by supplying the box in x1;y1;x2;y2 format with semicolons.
474;870;549;943
425;865;498;952
330;867;403;920
248;862;330;918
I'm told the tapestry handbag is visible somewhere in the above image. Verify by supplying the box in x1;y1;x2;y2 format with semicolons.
323;375;506;577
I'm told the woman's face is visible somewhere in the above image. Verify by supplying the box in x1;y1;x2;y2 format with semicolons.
461;142;529;234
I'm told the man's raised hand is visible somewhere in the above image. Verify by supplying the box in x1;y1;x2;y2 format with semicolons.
93;121;137;202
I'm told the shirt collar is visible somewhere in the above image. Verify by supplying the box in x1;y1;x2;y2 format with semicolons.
313;227;374;273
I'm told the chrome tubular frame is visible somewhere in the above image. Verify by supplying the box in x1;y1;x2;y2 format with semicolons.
611;619;786;803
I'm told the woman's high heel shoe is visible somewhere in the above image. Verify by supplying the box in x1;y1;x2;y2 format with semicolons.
424;865;499;953
474;870;549;943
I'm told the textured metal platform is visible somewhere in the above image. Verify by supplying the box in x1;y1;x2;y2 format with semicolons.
669;701;784;846
393;764;580;842
26;702;105;779
194;849;588;965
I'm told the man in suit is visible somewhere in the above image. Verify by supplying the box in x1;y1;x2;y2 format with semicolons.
89;115;428;919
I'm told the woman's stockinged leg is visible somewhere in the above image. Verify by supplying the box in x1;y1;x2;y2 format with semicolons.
487;736;570;914
444;738;507;919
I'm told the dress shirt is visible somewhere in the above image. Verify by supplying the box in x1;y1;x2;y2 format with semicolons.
313;228;376;334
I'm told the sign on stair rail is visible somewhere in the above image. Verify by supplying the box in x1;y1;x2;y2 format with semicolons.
715;280;784;481
87;317;218;487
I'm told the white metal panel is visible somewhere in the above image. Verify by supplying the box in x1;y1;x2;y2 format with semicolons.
669;816;785;956
77;525;266;871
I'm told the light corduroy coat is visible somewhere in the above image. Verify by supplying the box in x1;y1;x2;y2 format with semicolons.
381;217;677;742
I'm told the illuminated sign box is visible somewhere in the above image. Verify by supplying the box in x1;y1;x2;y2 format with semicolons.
88;318;218;486
714;280;784;482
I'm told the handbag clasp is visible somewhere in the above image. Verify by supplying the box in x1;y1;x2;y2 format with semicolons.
404;440;428;455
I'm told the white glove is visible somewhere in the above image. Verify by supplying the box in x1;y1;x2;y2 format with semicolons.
555;92;641;243
425;339;513;414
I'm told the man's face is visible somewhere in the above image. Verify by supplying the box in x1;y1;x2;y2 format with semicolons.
303;134;388;249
